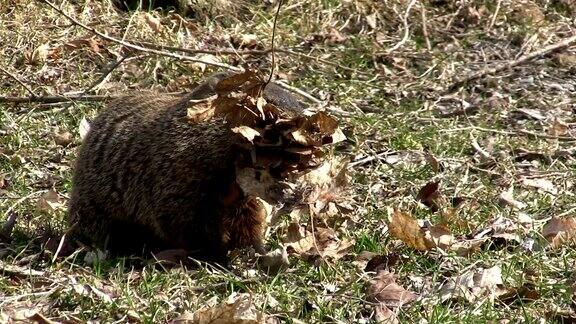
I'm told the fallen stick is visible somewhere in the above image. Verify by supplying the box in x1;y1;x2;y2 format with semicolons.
38;0;240;71
0;94;116;104
0;67;36;97
131;40;371;76
444;34;576;93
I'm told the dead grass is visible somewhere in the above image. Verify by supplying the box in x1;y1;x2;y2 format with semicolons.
2;0;576;322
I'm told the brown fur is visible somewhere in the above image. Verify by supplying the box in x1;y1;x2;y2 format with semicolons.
68;72;304;264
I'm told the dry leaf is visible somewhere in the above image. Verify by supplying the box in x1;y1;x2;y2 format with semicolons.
366;270;416;323
239;34;258;47
470;216;522;250
514;108;546;120
327;28;347;43
283;225;352;261
374;304;398;324
415;181;443;211
550;118;569;136
499;187;526;209
36;189;64;213
386;208;430;251
26;43;51;64
64;37;101;53
72;283;113;304
179;292;271;324
424;151;442;173
424;224;454;251
542;217;576;248
365;14;378;29
190;54;221;72
283;223;315;254
186;96;217;123
521;178;557;195
27;312;58;324
54;131;73;147
330;127;347;144
87;38;101;53
289;112;343;146
0;260;45;278
450;238;488;257
312;227;354;260
143;12;163;32
214;70;260;94
367;270;417;306
364;253;402;273
232;126;261;143
438;265;504;303
257;247;289;274
498;283;540;305
296;158;349;212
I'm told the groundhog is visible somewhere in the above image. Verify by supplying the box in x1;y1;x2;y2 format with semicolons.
68;71;305;264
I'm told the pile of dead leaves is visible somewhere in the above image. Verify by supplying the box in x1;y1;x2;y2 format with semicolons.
186;69;346;177
186;69;353;265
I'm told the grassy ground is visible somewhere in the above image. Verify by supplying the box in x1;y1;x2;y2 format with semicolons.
2;0;576;322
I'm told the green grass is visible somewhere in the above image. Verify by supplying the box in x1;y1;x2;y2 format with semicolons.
2;0;576;322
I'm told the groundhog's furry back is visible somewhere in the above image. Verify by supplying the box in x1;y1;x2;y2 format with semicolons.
68;92;262;263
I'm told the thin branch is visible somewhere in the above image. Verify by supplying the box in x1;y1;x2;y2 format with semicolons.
132;40;273;55
444;33;576;93
38;0;332;104
83;53;132;93
0;94;116;104
441;126;576;142
130;40;371;76
274;80;321;104
386;0;418;54
420;1;431;51
281;48;371;76
0;66;36;97
488;0;502;31
348;151;398;168
38;0;240;71
265;0;284;86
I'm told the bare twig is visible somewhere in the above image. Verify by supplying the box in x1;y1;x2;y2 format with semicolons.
0;94;116;104
441;126;576;142
130;40;371;76
51;234;67;263
469;133;492;159
420;1;431;51
38;0;240;71
445;33;576;93
488;0;502;31
0;66;36;97
386;0;418;54
275;80;322;104
131;39;274;56
265;0;284;86
0;260;46;278
348;151;399;168
83;53;133;93
3;190;46;219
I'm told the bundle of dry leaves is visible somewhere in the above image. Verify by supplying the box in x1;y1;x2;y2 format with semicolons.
185;70;351;267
